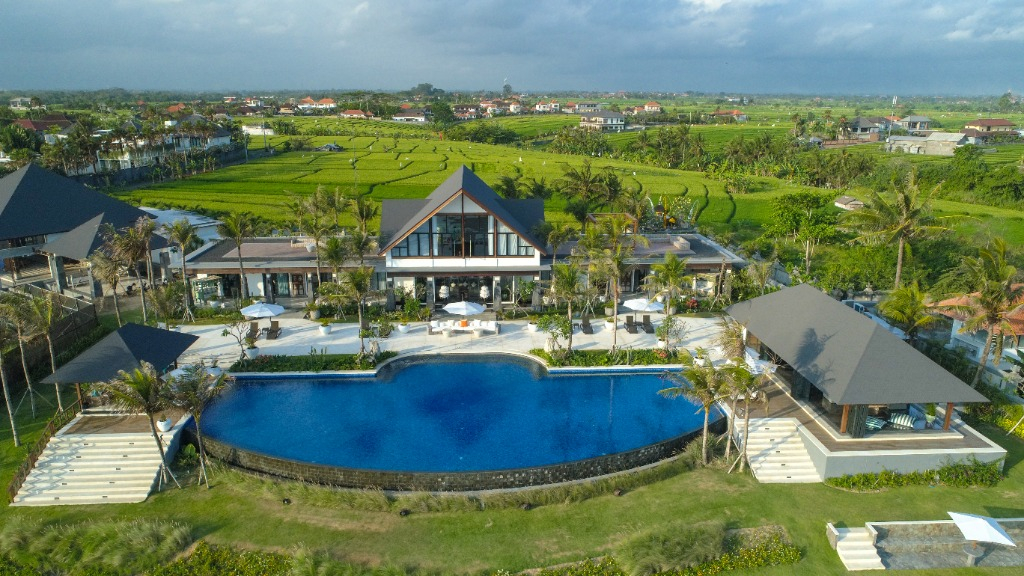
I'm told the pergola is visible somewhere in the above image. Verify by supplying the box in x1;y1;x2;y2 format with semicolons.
42;323;199;407
726;284;989;438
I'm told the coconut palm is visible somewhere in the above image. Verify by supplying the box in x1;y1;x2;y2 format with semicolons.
99;362;180;489
660;362;727;466
168;364;227;488
0;293;44;417
134;217;158;288
216;212;258;300
721;363;769;473
546;222;579;264
877;282;938;345
643;252;691;317
348;194;380;236
320;266;376;357
105;223;150;324
320;236;350;280
550;262;584;354
0;317;21;446
163;219;198;322
580;215;649;352
943;238;1024;388
841;172;953;289
88;251;125;327
714;317;746;360
24;293;66;410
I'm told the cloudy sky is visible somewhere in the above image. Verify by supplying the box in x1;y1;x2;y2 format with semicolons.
3;0;1023;95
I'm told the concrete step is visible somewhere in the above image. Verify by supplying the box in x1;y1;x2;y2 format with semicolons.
835;528;885;571
13;492;149;506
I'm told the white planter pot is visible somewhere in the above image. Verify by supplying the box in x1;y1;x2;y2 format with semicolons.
319;325;332;335
527;322;539;333
244;347;259;359
157;419;173;432
605;321;615;331
309;309;321;320
397;323;411;334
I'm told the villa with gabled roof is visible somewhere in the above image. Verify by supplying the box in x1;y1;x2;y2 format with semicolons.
379;165;546;310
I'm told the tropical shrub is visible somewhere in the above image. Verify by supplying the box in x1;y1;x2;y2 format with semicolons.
616;520;726;574
228;351;397;372
825;458;1001;491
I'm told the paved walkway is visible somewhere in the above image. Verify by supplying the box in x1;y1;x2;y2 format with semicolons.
176;313;725;368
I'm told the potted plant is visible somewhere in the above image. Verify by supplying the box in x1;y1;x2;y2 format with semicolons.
655;316;686;350
305;301;321;320
244;335;259;359
319;318;332;335
397;298;419;333
604;317;616;330
527;315;539;332
156;414;173;432
924;403;937;426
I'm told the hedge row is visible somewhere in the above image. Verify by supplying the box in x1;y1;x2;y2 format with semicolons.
825;458;1002;492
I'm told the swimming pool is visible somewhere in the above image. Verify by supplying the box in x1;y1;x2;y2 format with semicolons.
202;355;724;490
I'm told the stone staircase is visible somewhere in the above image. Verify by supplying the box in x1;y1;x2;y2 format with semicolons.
831;525;886;571
740;418;822;483
11;418;183;506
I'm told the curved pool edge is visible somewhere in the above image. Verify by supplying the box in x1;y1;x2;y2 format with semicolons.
203;416;726;492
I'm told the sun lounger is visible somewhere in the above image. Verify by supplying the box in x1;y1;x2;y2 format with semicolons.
625;315;638;334
428;320;441;335
266;320;281;340
641;315;655;334
580;316;594;334
245;321;260;341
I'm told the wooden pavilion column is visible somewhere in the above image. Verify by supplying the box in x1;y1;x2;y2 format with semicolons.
75;384;83;410
944;402;954;430
840;404;850;434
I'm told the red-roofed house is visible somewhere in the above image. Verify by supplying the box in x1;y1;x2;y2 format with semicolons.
961;118;1017;144
712;109;747;122
341;109;374;119
644;101;663;113
167;103;187;114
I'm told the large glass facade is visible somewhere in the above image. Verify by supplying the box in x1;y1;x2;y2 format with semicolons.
389;213;532;258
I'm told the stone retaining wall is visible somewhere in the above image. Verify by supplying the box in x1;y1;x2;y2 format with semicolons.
204;418;725;491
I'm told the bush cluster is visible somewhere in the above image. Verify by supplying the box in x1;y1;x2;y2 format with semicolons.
150;541;291;576
531;348;685;367
228;351;398;372
825;458;1002;491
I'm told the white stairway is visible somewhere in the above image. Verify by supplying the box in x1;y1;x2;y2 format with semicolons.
834;526;885;571
11;431;167;506
740;418;822;483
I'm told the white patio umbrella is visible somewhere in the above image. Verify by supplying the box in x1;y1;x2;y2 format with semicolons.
240;302;285;318
443;301;485;316
948;512;1016;548
622;297;665;313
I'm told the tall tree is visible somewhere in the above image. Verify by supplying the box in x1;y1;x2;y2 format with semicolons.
105;223;150;324
0;315;21;446
320;266;376;357
168;364;227;488
579;215;648;352
660;362;728;465
0;293;43;417
88;251;125;327
842;173;953;289
217;212;258;300
24;293;66;410
546;222;579;264
721;363;769;473
643;253;690;317
550;262;584;354
943;238;1024;387
99;363;180;489
163;219;198;322
877;282;937;345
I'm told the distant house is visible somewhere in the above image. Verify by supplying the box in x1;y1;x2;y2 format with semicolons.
508;101;522;114
340;109;374;119
644;101;663;113
576;102;602;114
887;132;967;156
848;117;880;136
562;102;577;114
393;109;428;123
534;99;560;113
898;115;931;132
13;115;74;144
712;109;748;122
961;118;1017;144
579;110;625;132
453;104;480;120
834;195;865;211
167;103;187;114
9;97;34;110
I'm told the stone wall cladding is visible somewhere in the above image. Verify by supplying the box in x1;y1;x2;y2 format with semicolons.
205;419;725;491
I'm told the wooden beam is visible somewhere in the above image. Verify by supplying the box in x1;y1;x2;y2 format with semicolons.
840;404;850;434
944;402;954;430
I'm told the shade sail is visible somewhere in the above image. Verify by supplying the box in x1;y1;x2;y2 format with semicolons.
42;323;198;384
948;512;1016;547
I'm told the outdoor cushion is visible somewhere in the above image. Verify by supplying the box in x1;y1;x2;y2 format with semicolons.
889;413;915;430
865;416;886;431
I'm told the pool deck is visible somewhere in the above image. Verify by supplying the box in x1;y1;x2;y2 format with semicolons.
174;312;725;368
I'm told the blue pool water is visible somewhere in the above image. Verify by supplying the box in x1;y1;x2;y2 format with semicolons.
203;356;719;473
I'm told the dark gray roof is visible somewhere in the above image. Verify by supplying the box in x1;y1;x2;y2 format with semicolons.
40;212;168;261
378;165;546;255
725;284;988;405
41;323;198;384
0;164;149;241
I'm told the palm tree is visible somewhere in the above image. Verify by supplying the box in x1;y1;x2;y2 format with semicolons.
659;362;727;466
134;217;158;288
721;363;769;473
943;238;1024;388
24;293;65;410
546;222;579;264
877;282;938;345
320;236;350;280
88;251;124;327
348;193;379;236
164;219;198;322
713;318;746;360
558;160;608;224
106;223;150;324
550;262;584;354
0;293;42;417
580;215;649;352
320;266;376;357
168;364;227;488
217;212;258;300
0;317;21;446
841;173;952;289
643;252;690;317
99;362;180;489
